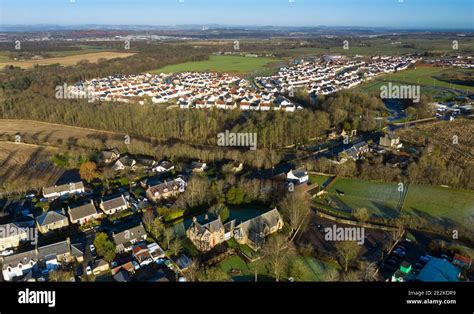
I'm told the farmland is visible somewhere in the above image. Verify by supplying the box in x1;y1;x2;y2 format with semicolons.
0;51;135;69
0;141;63;192
149;55;282;75
0;119;125;148
357;66;474;95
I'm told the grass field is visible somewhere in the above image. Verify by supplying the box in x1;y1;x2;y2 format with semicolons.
403;185;474;229
282;38;474;57
317;177;474;229
357;66;474;95
218;254;338;282
309;174;331;187
0;51;135;69
149;55;282;75
324;178;402;218
0;142;63;192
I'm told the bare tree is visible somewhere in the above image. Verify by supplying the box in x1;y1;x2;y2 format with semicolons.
279;191;311;242
324;268;340;282
169;239;182;257
263;235;289;282
184;259;201;282
359;261;378;281
163;228;174;250
335;241;361;272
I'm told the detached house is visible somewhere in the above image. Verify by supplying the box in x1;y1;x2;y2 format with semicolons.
68;201;100;225
113;223;147;253
35;211;69;234
287;168;309;185
146;178;186;202
42;181;85;199
100;148;121;164
100;195;128;215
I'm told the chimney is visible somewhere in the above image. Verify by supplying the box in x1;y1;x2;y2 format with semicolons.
205;214;209;221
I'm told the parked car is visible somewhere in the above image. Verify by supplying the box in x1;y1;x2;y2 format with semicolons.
132;261;140;270
90;244;96;255
86;266;92;276
393;250;406;257
420;255;432;264
0;249;14;256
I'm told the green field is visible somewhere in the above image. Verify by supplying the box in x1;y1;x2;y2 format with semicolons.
324;178;402;218
149;55;282;75
317;177;474;228
309;174;331;187
284;38;474;57
403;185;474;229
218;254;338;282
357;66;474;95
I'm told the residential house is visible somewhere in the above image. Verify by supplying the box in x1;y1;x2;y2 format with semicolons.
153;160;175;173
147;242;165;261
35;211;69;234
99;194;128;215
37;239;75;271
1;250;38;281
0;223;29;252
146;178;186;202
287;168;309;185
338;141;369;162
132;243;153;266
113;156;137;171
100;149;121;164
92;259;110;275
234;208;284;251
68;201;100;225
42;181;85;199
2;239;84;281
113;223;147;253
189;161;207;173
379;133;403;150
187;216;225;252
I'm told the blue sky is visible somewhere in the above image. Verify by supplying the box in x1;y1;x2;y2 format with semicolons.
0;0;473;29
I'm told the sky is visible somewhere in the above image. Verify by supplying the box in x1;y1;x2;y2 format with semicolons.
0;0;473;29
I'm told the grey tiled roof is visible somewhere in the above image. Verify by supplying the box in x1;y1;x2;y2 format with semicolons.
36;211;68;226
69;202;97;221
